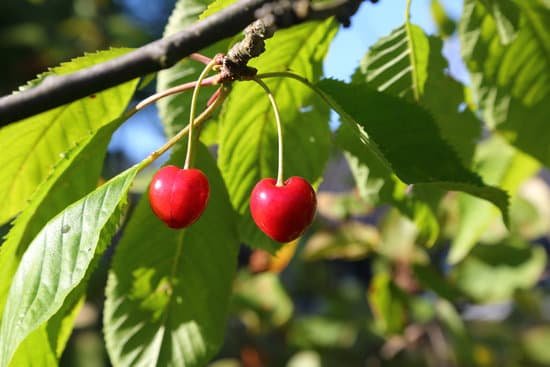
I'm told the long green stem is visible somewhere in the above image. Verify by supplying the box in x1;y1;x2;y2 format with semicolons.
252;77;284;186
185;59;218;169
141;87;228;169
257;71;335;113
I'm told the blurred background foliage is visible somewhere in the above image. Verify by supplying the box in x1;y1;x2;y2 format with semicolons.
0;0;170;95
2;0;550;366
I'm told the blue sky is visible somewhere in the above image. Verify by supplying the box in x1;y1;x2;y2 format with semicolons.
325;0;464;81
109;0;466;164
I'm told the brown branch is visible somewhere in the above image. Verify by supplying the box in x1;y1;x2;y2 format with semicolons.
0;0;374;126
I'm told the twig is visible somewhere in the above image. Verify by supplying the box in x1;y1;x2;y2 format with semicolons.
0;0;374;125
134;75;218;111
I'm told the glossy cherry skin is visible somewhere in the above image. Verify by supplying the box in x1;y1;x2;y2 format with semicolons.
250;176;317;242
148;166;209;229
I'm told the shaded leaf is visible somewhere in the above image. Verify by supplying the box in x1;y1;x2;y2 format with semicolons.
320;79;509;224
349;22;482;246
353;23;480;166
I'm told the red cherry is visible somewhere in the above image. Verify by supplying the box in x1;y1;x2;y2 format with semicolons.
148;165;209;229
250;176;317;243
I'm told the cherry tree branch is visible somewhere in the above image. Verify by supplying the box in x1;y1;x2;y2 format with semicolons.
0;0;373;126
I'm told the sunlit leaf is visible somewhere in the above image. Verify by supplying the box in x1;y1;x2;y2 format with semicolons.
461;0;550;165
0;48;137;225
478;0;520;43
0;164;142;367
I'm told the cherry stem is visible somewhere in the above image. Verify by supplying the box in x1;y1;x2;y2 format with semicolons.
185;59;218;169
252;77;284;186
133;75;217;111
189;53;212;65
141;86;228;169
257;71;336;116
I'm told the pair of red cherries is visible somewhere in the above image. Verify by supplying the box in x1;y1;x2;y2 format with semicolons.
148;166;316;242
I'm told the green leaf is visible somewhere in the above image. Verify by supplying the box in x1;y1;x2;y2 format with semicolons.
431;0;457;38
318;79;509;224
367;271;407;335
378;208;427;261
354;23;480;165
413;264;462;302
8;297;83;367
448;136;539;264
461;0;550;165
451;239;546;303
288;316;360;350
422;36;481;166
233;272;293;330
217;20;337;251
0;117;132;366
104;143;238;367
0;120;126;315
0;164;142;367
0;48;137;225
435;299;475;366
8;298;83;366
353;24;428;101
157;0;231;138
336;124;439;247
478;0;520;43
199;0;234;19
7;328;57;367
302;221;378;261
349;22;482;245
521;326;550;365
